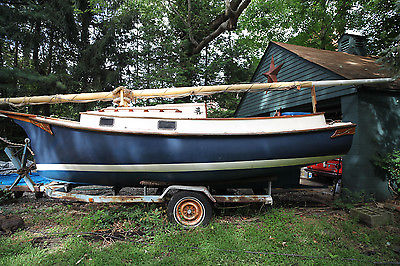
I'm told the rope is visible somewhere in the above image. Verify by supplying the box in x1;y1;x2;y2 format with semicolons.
0;136;35;155
0;136;25;147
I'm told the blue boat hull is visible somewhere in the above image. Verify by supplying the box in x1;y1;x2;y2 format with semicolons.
15;120;354;186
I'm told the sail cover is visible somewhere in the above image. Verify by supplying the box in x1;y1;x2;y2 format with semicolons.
0;78;393;106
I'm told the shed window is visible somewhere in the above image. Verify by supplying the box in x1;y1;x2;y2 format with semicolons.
99;117;114;127
158;120;176;130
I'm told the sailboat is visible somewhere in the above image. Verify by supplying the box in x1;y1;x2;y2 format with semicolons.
0;78;392;187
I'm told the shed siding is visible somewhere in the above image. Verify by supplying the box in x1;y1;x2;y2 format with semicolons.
236;43;357;117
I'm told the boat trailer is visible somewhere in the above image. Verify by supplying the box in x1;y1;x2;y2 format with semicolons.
42;182;273;227
2;143;273;227
44;183;273;205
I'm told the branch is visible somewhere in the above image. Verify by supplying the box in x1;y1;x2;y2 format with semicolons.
186;0;198;46
236;0;251;18
210;0;242;30
192;21;230;54
191;0;251;55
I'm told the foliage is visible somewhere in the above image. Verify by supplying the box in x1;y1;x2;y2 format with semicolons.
348;0;400;54
374;149;400;197
0;0;253;118
333;188;375;208
241;0;354;51
207;108;236;118
80;205;164;230
378;34;400;79
375;1;400;78
206;92;243;118
0;189;12;204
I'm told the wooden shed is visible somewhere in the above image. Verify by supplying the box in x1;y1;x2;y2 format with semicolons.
235;37;399;200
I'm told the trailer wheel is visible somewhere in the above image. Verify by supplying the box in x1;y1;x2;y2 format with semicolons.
167;191;212;228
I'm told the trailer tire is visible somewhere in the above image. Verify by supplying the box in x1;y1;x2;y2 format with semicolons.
167;191;212;228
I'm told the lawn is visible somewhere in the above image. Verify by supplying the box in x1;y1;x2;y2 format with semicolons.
0;194;399;265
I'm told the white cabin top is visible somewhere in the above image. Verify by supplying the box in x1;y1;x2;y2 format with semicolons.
61;102;355;135
81;102;207;119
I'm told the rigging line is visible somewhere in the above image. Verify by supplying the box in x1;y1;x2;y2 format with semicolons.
0;136;25;147
0;136;35;155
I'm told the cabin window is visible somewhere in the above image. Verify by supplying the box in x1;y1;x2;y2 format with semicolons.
158;120;176;130
99;117;114;127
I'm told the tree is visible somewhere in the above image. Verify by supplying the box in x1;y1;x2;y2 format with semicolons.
240;0;400;76
241;0;354;51
349;0;400;77
0;0;80;115
166;0;251;56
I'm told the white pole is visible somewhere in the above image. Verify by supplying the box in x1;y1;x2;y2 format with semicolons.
311;78;394;87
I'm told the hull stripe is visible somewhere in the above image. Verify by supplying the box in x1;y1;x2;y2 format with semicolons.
36;155;341;172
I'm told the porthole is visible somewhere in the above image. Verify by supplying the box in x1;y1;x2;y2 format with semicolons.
158;120;176;130
99;117;114;127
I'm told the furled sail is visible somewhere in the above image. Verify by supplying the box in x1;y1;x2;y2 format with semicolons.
0;78;394;106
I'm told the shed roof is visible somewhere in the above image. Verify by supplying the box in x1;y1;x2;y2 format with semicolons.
273;42;392;80
235;41;398;117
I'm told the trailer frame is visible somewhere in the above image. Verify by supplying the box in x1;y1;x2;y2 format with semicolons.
43;182;273;205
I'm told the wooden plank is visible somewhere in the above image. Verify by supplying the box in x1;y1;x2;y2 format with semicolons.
311;86;317;113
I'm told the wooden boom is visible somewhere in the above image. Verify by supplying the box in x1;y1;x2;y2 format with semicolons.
0;78;393;106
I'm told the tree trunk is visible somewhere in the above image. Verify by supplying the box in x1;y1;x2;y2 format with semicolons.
47;29;54;75
32;19;41;73
0;39;3;67
77;0;92;49
77;0;93;113
205;45;208;85
14;41;18;68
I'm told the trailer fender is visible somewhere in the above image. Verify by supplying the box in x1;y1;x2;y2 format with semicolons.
160;185;216;203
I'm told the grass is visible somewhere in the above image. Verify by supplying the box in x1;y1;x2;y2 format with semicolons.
0;199;399;265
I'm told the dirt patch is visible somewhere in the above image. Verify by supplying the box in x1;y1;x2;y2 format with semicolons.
30;235;64;249
0;214;24;233
273;188;334;208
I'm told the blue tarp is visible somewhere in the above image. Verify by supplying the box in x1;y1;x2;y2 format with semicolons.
0;172;52;186
281;112;310;116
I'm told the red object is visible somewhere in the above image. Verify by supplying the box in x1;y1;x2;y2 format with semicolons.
306;158;342;178
262;55;285;83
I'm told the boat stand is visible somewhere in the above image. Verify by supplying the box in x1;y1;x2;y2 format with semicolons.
1;139;44;197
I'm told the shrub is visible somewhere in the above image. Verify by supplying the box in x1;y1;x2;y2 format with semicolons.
0;189;13;204
374;150;400;197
